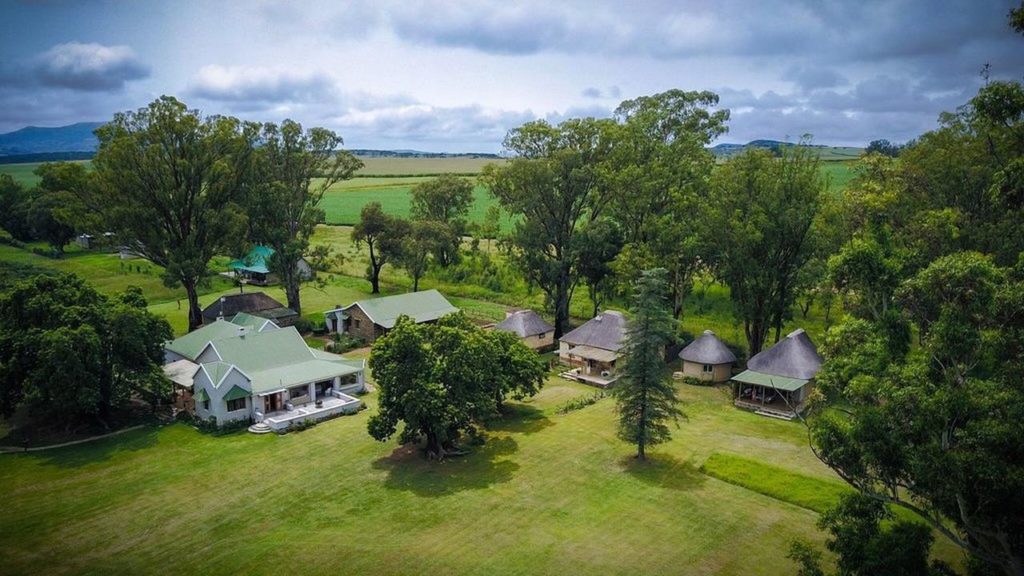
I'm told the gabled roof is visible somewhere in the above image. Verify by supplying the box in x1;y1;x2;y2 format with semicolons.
201;292;296;322
164;320;246;361
194;327;361;394
344;289;458;329
746;328;823;380
494;310;554;338
679;330;737;365
732;370;807;392
560;311;627;352
229;245;275;274
230;312;279;332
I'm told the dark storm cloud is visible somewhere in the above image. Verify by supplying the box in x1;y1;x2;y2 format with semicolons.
783;66;848;93
33;42;149;91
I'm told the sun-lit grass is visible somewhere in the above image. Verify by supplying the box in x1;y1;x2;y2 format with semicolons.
700;452;853;514
0;380;839;576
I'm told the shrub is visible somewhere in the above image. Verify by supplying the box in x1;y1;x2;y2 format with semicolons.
292;318;313;334
556;391;608;414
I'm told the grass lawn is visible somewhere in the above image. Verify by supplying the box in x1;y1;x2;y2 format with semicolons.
0;381;819;575
0;379;963;575
319;177;508;227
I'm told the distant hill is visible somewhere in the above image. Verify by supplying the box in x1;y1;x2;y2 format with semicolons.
351;149;502;159
711;140;864;160
0;122;103;157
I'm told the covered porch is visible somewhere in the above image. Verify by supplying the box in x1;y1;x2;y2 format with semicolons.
562;345;619;380
253;372;363;431
732;370;810;421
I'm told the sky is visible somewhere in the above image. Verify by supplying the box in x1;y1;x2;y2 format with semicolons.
0;0;1022;152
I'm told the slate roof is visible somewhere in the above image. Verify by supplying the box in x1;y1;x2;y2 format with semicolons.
679;330;737;365
746;328;823;380
164;320;246;361
344;289;458;329
494;310;554;338
560;311;627;352
201;292;297;323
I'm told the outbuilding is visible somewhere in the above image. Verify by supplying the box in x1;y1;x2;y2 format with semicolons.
493;310;555;351
678;330;736;383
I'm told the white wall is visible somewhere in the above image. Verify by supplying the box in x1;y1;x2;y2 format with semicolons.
193;367;253;426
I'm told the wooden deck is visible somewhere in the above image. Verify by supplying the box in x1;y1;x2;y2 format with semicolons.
559;370;618;388
734;398;805;421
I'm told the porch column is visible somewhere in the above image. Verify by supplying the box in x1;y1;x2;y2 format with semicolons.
308;382;316;401
332;375;341;392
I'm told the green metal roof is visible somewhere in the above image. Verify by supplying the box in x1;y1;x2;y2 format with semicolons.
346;289;458;329
195;388;209;402
201;327;361;394
229;312;277;330
165;321;245;361
229;245;274;275
202;362;235;387
223;385;249;402
732;370;808;392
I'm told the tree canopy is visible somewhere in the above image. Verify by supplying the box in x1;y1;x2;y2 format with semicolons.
0;274;171;425
90;96;258;331
247;119;362;315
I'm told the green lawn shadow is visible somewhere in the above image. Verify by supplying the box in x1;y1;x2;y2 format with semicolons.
372;435;520;497
484;402;554;435
31;425;160;469
619;452;707;492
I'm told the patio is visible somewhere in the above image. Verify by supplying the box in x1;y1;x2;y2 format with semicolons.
259;392;363;431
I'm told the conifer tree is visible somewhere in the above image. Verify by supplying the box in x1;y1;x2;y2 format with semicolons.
614;267;683;459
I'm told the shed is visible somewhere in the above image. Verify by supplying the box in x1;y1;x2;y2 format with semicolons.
328;290;459;343
559;310;627;384
201;292;298;327
494;310;555;351
678;330;736;383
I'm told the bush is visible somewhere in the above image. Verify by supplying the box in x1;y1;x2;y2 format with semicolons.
556;391;608;414
681;376;711;387
327;332;365;353
292;318;313;334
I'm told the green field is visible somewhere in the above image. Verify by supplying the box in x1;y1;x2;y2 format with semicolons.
355;156;503;175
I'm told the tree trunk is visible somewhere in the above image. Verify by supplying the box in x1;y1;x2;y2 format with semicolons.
554;280;570;339
412;274;420;292
184;279;202;331
283;266;301;316
370;268;381;294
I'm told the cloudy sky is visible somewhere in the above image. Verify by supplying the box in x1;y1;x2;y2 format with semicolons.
1;0;1021;151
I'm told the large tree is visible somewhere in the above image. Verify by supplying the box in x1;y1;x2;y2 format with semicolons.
0;274;171;425
809;252;1024;576
614;268;682;460
28;161;92;255
91;96;257;331
482;117;615;337
367;312;544;458
409;173;474;266
0;174;33;241
351;202;410;294
397;218;447;292
606;89;729;318
248;120;362;315
706;144;825;355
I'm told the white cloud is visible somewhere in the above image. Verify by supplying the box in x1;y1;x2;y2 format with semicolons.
187;65;337;105
34;42;149;91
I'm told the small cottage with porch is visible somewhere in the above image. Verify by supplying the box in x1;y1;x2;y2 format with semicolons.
228;245;312;286
164;324;366;432
732;328;823;420
323;289;459;343
494;310;555;351
678;330;736;383
559;310;627;387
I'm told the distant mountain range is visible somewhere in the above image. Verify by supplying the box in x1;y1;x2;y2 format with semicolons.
0;123;862;163
0;122;103;157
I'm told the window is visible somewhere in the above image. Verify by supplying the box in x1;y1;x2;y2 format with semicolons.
226;398;246;412
202;399;210;411
538;333;547;339
702;364;713;373
289;386;308;400
354;319;361;329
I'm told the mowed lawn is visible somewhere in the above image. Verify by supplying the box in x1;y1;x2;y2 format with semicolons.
1;378;845;576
